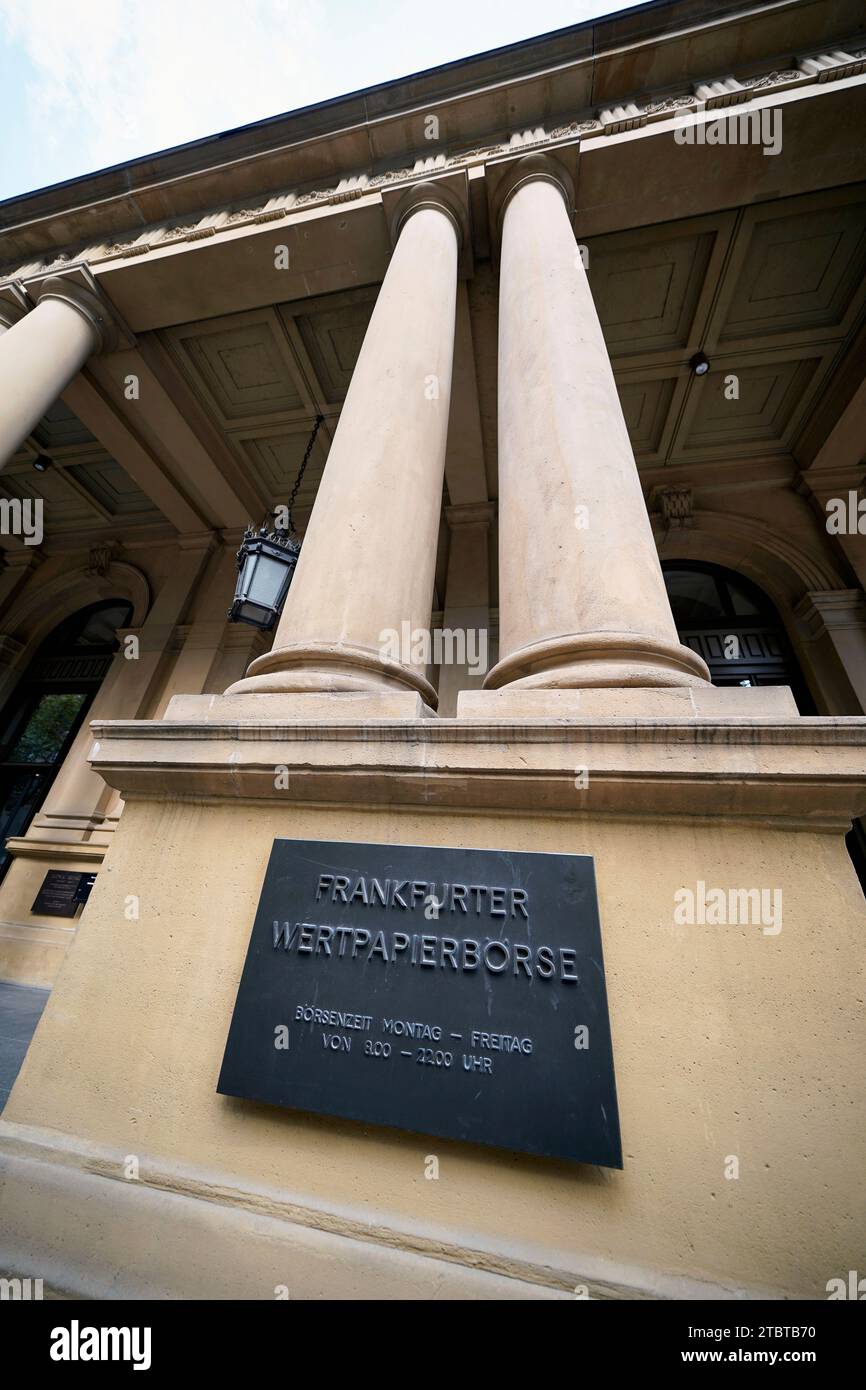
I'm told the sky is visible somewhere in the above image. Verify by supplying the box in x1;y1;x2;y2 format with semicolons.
0;0;647;202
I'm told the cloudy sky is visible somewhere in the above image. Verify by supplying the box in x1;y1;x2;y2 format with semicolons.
0;0;644;201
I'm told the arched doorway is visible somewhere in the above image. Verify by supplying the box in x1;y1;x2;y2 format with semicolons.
662;560;866;890
662;561;816;713
0;599;132;882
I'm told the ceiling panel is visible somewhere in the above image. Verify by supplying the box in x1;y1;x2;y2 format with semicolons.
66;458;162;518
674;355;824;459
238;428;330;511
0;449;165;534
717;197;866;343
163;309;308;427
288;290;376;403
31;400;96;452
588;226;716;355
616;375;678;459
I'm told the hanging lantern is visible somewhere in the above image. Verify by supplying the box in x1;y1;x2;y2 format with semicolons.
228;526;299;630
227;413;324;631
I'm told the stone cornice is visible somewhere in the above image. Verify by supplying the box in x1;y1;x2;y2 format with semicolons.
91;714;866;747
1;40;864;283
88;713;866;828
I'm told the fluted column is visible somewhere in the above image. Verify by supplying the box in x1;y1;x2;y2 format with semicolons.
0;278;114;467
485;155;709;690
228;182;461;707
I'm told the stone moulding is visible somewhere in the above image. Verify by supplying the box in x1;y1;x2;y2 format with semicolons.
0;1119;794;1301
1;42;864;285
87;715;866;828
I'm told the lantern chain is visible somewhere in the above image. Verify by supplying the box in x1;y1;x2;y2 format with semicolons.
282;413;325;536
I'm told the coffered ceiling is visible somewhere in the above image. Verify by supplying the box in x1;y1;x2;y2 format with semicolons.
1;400;167;539
591;181;866;477
159;289;377;518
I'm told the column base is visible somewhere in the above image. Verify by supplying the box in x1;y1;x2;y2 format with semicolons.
164;690;435;721
484;632;710;690
458;684;799;720
225;640;438;708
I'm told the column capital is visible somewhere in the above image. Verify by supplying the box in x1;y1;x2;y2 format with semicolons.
385;177;467;256
20;262;135;354
36;275;117;354
488;152;575;240
796;588;866;637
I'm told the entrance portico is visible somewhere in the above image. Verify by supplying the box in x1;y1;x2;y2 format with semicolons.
0;0;865;1301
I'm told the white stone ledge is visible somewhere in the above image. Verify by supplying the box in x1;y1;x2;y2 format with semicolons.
91;715;866;746
86;709;866;825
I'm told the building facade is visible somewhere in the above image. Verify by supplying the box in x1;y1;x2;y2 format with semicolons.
0;0;864;1299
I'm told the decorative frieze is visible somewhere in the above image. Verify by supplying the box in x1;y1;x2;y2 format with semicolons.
1;41;863;285
549;119;602;138
331;174;370;203
739;70;806;94
600;96;697;134
599;102;645;133
798;51;866;82
693;77;749;108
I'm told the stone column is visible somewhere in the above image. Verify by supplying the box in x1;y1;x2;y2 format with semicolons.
227;182;461;708
0;278;114;468
485;155;709;691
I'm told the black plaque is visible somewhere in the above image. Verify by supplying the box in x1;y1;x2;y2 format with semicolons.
31;869;94;918
218;838;622;1167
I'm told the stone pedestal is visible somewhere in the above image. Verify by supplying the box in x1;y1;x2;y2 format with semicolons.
0;691;864;1300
